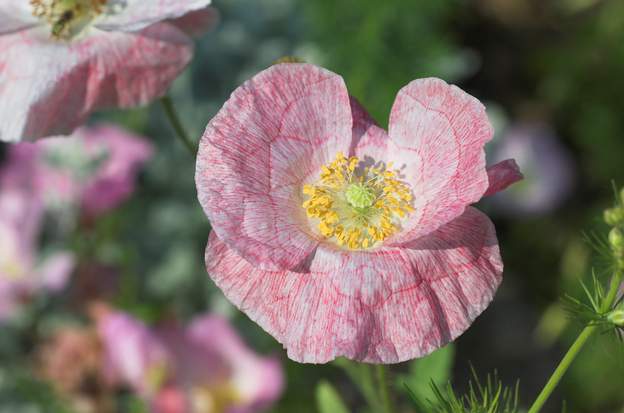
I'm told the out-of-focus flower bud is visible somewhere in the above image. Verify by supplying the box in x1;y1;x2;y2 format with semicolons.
609;227;624;259
606;308;624;327
604;207;624;227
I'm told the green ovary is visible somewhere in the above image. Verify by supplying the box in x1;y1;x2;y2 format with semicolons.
344;183;375;209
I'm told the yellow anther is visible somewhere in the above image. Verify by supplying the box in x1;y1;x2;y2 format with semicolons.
31;0;108;40
301;153;414;250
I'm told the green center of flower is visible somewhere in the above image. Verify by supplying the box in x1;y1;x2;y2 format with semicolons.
30;0;107;40
344;183;375;209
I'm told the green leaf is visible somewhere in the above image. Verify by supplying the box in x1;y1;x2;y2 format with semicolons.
315;380;350;413
399;343;455;402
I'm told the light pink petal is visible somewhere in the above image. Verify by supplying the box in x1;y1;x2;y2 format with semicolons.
0;24;192;142
379;78;493;243
483;159;523;197
196;63;353;271
0;2;39;34
168;7;218;38
95;0;211;32
37;252;75;292
188;316;284;407
205;207;502;364
97;310;170;394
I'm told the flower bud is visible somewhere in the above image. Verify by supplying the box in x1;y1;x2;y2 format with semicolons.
609;227;624;255
606;308;624;327
604;207;624;226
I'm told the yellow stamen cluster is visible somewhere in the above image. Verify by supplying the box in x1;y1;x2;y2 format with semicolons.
302;152;413;250
30;0;107;39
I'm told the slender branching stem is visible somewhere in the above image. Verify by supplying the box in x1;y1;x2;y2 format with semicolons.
159;96;197;155
528;270;623;413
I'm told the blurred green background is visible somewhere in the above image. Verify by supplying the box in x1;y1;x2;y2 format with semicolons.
2;0;624;412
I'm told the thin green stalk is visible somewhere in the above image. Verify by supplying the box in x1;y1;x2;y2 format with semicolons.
335;360;381;410
528;271;622;413
376;364;396;413
159;96;196;155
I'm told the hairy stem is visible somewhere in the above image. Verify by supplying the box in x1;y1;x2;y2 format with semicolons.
528;271;622;413
160;96;196;155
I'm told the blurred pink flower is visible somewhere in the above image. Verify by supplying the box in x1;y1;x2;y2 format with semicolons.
487;122;575;217
96;309;283;413
37;326;115;413
4;124;153;217
0;0;212;142
0;190;74;322
196;63;523;363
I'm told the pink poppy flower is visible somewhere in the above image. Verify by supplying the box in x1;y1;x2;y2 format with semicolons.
96;309;283;412
4;124;153;217
0;190;74;322
0;0;212;142
196;63;523;363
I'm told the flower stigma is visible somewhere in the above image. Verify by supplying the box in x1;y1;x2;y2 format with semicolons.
302;152;414;250
30;0;108;40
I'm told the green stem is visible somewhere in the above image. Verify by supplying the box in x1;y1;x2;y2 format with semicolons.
334;360;380;410
159;96;196;155
528;271;622;413
376;364;395;413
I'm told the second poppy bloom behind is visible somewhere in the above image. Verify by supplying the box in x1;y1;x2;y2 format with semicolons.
196;63;522;364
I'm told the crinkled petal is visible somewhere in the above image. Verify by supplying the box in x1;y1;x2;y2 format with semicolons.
196;63;353;271
484;159;524;197
205;207;502;364
0;24;192;142
95;0;211;32
381;78;493;243
0;1;39;34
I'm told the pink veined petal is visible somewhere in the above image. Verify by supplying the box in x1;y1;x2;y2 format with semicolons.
0;1;39;34
95;0;212;32
0;24;192;142
168;7;218;38
188;316;284;407
375;78;494;243
196;63;353;271
483;159;523;197
205;207;502;364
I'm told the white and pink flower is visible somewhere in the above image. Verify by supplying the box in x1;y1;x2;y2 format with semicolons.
0;0;213;142
96;309;284;413
196;63;523;363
